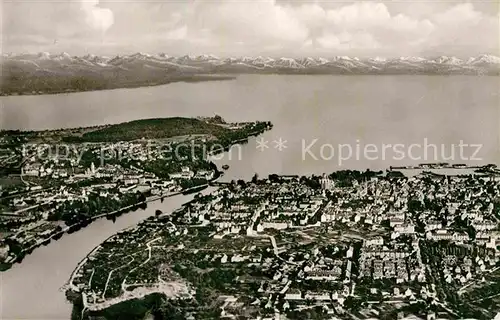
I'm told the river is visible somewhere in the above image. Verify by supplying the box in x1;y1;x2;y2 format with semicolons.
0;74;499;319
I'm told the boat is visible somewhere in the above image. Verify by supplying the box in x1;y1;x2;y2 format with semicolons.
222;164;230;170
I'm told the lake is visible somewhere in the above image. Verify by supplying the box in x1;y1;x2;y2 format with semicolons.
0;74;499;318
2;75;498;179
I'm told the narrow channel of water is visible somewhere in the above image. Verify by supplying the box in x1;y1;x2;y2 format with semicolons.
0;188;215;320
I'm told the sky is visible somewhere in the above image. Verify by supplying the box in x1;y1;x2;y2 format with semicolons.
2;0;500;57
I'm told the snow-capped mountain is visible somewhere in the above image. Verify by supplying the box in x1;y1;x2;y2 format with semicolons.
432;56;463;65
37;52;52;60
81;54;110;66
196;54;220;61
271;57;305;69
298;57;330;67
368;57;387;64
398;56;427;63
467;54;500;66
2;52;500;79
53;52;72;61
255;56;275;63
129;52;153;59
2;52;498;95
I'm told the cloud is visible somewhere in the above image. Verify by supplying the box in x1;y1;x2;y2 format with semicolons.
160;1;447;55
191;0;309;46
3;0;498;56
317;31;380;50
326;2;392;28
433;3;482;25
308;2;435;53
80;0;114;32
165;26;188;41
423;3;499;55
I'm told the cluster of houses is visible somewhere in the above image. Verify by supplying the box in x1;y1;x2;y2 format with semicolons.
1;148;215;265
359;238;425;284
174;178;329;238
60;168;500;319
440;254;497;284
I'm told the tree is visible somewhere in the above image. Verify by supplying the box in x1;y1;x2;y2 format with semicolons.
237;179;247;187
268;174;280;183
252;173;259;184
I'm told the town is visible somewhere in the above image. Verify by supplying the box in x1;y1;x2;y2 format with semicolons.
66;166;500;319
0;117;273;270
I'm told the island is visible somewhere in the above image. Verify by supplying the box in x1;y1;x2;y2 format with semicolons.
65;167;500;319
0;116;273;271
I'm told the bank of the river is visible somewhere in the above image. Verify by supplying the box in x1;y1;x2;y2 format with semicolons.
0;180;218;273
64;191;212;319
0;187;217;319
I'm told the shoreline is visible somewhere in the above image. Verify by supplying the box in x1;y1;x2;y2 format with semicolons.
0;175;220;272
0;118;273;272
2;74;499;98
5;73;499;98
64;166;500;318
0;74;237;97
64;185;219;316
207;128;273;157
0;191;173;272
63;174;221;289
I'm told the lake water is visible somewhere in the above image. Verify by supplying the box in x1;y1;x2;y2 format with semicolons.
0;75;499;319
2;75;498;179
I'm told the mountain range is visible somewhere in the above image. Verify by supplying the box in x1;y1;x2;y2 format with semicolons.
1;52;499;95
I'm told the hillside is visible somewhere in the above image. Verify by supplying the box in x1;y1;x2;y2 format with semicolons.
76;117;229;142
1;53;499;96
0;117;272;146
